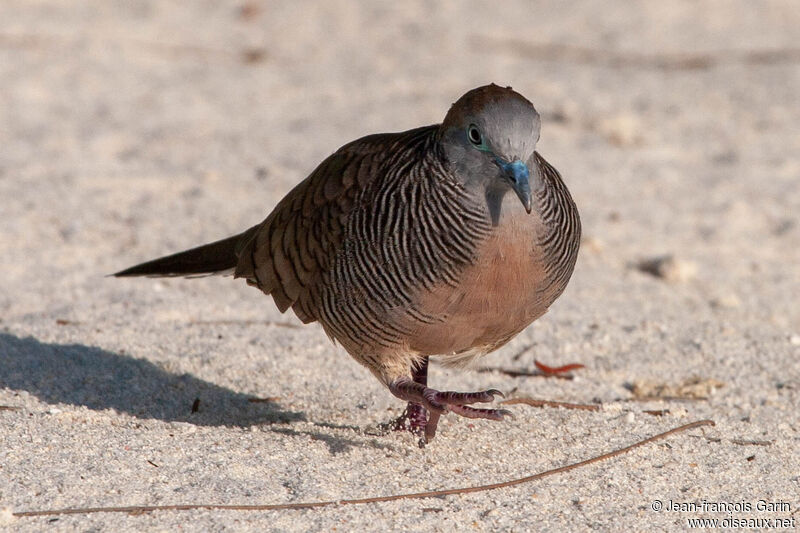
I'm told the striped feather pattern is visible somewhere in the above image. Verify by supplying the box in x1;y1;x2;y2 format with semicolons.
235;126;493;356
532;151;582;300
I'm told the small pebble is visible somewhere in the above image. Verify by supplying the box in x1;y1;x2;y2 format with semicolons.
636;255;697;283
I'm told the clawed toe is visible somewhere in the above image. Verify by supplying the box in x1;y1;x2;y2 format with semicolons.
390;378;506;411
428;388;501;406
433;388;505;404
392;402;428;435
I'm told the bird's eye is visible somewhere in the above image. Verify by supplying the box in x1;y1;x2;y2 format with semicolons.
467;125;483;146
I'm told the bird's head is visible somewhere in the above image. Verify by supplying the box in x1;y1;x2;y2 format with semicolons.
439;84;541;214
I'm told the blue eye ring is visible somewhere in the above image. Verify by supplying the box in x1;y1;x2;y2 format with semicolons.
467;124;483;147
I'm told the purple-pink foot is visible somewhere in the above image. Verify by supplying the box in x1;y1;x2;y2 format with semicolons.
392;402;428;437
389;377;511;443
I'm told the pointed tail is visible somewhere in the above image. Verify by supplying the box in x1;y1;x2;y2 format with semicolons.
114;227;257;278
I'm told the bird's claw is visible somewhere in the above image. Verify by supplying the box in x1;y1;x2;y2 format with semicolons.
389;377;511;442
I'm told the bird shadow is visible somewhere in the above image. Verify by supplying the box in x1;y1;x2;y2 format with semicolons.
0;332;305;427
270;426;397;455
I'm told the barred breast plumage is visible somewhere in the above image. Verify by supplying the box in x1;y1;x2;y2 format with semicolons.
116;84;581;443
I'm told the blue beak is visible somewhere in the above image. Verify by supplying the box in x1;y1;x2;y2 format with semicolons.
499;159;532;214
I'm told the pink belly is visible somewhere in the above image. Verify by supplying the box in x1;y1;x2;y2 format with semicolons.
404;216;555;357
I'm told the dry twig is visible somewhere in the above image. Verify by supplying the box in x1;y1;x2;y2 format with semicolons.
14;420;715;518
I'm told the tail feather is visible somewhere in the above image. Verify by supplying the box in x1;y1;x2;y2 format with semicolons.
114;229;255;278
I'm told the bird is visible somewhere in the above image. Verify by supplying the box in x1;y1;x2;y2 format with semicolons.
115;84;581;443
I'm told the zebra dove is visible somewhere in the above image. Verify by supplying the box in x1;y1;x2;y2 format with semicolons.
115;84;581;443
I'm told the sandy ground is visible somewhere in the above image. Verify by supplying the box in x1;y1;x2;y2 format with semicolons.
1;1;799;531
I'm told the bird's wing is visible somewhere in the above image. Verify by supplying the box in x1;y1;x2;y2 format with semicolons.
234;126;437;324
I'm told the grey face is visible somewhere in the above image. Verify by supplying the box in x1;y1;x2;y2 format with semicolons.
440;85;541;215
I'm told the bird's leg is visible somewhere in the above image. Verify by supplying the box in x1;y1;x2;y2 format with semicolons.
389;358;511;443
391;357;430;440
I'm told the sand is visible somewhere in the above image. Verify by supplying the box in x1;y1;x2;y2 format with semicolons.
1;1;799;531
